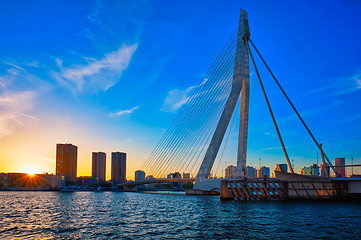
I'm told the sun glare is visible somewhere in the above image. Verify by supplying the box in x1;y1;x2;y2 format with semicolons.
23;167;38;176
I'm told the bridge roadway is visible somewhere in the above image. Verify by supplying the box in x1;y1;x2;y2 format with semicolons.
117;178;195;189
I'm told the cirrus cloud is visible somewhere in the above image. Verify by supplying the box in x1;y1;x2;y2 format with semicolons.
54;43;138;93
109;106;140;118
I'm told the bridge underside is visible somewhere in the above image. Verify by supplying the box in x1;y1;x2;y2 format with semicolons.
118;178;195;191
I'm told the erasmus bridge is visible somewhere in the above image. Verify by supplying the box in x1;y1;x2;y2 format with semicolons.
119;9;339;193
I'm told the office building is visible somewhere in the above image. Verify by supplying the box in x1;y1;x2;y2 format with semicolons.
56;143;78;186
225;165;237;178
111;152;126;184
335;157;346;177
135;170;145;181
92;152;106;182
245;166;257;178
276;164;288;173
258;166;270;178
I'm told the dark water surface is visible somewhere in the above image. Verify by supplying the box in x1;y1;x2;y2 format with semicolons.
1;191;361;239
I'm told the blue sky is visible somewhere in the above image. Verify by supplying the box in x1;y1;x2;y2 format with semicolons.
0;0;360;179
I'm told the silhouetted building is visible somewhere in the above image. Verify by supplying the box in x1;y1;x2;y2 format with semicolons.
183;173;190;179
92;152;106;182
111;152;126;184
56;143;78;186
258;166;270;178
167;172;181;179
301;164;319;176
174;172;181;178
225;165;237;178
76;176;99;187
245;166;257;178
335;157;346;177
146;175;155;180
0;173;7;190
135;170;145;181
5;172;64;190
276;164;288;173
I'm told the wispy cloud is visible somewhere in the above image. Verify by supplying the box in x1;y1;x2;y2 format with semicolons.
0;90;38;137
110;106;139;117
54;43;138;93
300;73;361;98
161;85;197;113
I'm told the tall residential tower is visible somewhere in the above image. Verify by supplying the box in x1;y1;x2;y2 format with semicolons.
111;152;126;184
92;152;106;182
56;143;78;186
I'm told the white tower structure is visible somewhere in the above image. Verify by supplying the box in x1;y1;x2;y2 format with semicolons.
194;9;250;191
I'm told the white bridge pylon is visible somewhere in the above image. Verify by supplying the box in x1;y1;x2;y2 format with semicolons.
194;9;250;191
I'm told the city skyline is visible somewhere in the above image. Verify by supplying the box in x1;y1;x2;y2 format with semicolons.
0;1;361;180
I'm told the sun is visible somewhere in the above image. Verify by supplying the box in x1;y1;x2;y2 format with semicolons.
23;167;39;176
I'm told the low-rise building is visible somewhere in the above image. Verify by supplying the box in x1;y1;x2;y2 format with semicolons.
301;164;319;176
167;172;181;179
183;173;191;179
0;173;8;189
76;176;99;187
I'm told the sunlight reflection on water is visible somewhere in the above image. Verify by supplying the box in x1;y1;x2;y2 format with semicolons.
0;191;361;239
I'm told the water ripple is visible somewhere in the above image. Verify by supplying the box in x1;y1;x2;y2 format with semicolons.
0;192;361;239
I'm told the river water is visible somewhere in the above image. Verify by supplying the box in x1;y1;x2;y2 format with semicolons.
0;191;361;239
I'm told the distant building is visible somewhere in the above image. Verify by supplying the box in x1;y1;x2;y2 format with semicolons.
51;175;66;190
335;158;346;177
167;172;181;179
225;165;237;178
56;143;78;186
7;173;28;189
146;175;155;180
245;166;257;178
276;164;288;173
320;163;330;177
0;173;8;189
76;176;99;187
258;166;270;178
183;173;191;179
92;152;106;182
5;172;64;190
135;170;145;181
301;164;319;176
111;152;126;184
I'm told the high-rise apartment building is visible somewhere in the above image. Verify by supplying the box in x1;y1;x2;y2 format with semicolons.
92;152;106;182
135;170;145;181
245;166;257;178
111;152;126;184
56;143;78;185
335;157;346;177
225;165;237;178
